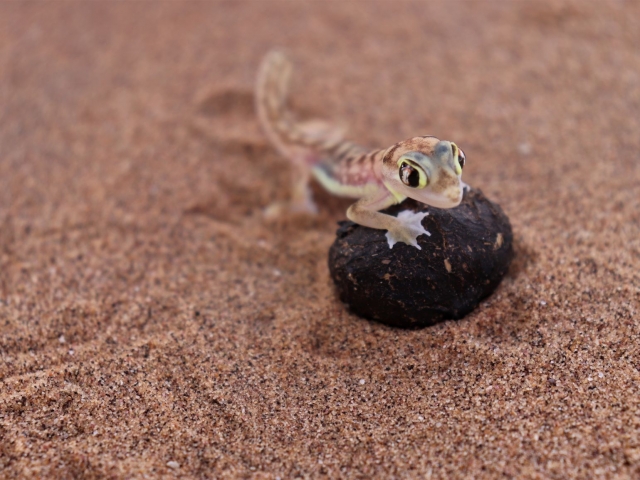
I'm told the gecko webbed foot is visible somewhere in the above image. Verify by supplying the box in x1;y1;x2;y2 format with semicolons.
385;210;431;250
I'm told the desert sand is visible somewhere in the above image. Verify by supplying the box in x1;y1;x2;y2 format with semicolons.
1;1;640;478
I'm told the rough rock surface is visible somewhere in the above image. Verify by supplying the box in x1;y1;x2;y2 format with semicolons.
329;189;513;328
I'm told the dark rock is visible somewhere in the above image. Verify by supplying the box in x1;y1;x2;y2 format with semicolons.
328;189;513;328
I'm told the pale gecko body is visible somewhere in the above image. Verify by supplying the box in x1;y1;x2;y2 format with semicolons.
256;51;467;249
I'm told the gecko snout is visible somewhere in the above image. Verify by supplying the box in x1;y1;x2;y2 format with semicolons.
449;186;464;204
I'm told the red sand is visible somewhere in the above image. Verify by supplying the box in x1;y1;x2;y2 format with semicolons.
1;2;640;478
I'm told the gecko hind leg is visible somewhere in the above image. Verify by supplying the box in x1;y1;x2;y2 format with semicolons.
264;160;317;219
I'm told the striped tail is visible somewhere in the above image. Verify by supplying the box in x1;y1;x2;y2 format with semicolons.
256;51;345;163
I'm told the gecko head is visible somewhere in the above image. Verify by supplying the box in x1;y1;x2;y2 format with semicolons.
381;136;466;209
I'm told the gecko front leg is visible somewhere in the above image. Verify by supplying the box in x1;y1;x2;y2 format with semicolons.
346;188;431;250
386;210;431;249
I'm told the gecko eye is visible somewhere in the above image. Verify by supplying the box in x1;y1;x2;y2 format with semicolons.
458;150;466;169
399;162;425;188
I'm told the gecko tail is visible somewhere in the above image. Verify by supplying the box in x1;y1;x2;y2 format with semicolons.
256;50;345;162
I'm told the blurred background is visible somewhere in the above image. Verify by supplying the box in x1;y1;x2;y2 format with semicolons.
3;1;639;232
1;2;640;478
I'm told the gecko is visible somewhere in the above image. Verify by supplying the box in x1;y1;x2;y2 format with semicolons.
256;51;467;250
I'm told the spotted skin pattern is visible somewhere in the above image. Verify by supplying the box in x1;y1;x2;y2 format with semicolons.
256;51;468;249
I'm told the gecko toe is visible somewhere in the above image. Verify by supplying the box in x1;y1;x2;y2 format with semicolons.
384;209;432;249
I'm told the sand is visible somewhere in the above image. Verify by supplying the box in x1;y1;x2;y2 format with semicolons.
1;1;640;478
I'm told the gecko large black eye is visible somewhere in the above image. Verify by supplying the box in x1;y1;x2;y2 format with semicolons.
458;150;466;169
400;162;421;187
